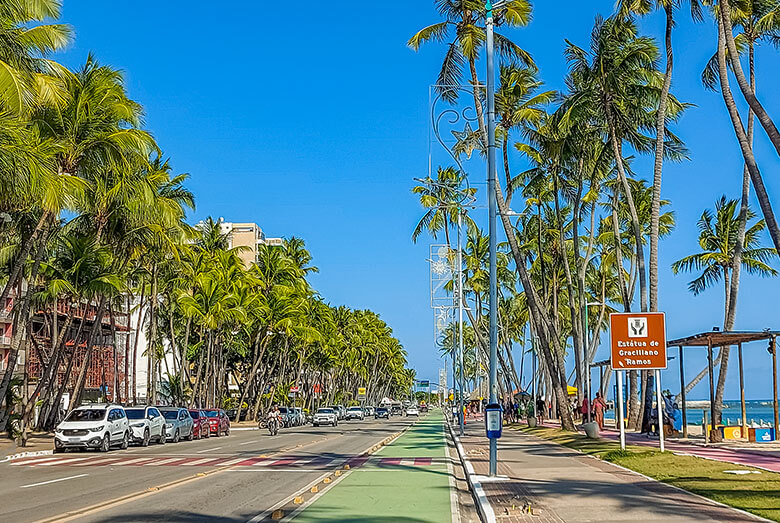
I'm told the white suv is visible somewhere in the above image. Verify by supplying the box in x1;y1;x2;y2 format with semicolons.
54;404;130;452
312;408;338;427
125;406;166;446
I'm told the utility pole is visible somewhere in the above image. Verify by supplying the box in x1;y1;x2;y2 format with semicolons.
485;0;499;477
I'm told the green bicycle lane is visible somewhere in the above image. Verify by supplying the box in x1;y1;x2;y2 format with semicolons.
294;410;453;522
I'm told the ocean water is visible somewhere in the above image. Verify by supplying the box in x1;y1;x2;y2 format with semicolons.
606;400;777;427
681;400;777;427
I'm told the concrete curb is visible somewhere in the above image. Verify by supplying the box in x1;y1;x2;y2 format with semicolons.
447;420;494;523
0;449;53;463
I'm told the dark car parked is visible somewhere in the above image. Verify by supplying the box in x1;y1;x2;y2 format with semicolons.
188;409;211;440
205;408;230;437
375;407;390;419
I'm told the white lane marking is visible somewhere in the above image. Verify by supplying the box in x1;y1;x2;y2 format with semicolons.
20;473;88;489
239;440;257;446
196;446;222;454
37;457;90;466
400;458;415;466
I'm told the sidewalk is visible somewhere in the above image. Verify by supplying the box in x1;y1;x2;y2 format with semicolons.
0;432;53;460
294;410;465;522
455;422;765;522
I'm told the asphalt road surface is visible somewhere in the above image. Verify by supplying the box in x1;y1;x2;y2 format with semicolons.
0;416;415;522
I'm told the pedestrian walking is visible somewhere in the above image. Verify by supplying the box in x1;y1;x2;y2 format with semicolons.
536;397;546;424
580;397;590;422
593;392;607;430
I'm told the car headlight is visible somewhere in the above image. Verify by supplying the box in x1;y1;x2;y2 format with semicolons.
165;423;173;428
132;423;144;428
90;425;104;432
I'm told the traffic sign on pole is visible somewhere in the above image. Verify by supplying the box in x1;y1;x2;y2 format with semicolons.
357;387;367;400
610;312;667;370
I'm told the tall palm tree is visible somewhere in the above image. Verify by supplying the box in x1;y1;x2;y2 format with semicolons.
672;196;776;422
412;166;475;245
0;0;72;113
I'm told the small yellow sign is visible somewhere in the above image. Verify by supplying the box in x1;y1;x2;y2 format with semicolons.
357;387;367;398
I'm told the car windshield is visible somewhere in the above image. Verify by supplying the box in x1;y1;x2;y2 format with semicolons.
125;409;145;420
317;408;334;414
377;408;387;413
161;410;178;420
205;410;219;417
348;407;361;411
278;407;288;414
189;411;200;418
66;409;105;422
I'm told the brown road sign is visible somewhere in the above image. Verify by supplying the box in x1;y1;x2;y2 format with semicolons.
610;312;667;370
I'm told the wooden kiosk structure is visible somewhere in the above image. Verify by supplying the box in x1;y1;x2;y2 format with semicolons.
667;330;780;443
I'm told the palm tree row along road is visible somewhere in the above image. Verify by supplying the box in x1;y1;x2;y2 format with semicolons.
0;0;416;441
410;0;780;430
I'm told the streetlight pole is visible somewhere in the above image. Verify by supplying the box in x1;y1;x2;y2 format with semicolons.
457;209;465;436
485;0;499;478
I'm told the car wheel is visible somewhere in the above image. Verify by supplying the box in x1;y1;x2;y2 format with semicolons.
173;429;180;443
121;431;129;450
225;427;230;436
313;423;318;427
101;434;110;453
159;430;167;444
187;427;194;441
142;429;150;447
53;445;63;453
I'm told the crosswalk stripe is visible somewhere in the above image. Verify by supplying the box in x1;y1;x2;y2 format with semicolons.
179;457;220;466
74;458;121;467
37;457;90;466
116;457;154;466
145;457;182;466
12;457;62;466
220;458;247;467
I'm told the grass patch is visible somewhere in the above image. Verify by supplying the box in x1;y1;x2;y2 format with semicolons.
515;425;780;522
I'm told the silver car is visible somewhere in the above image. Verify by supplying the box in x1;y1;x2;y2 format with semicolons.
158;407;194;442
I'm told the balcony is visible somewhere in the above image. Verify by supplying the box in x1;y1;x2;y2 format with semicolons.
0;335;11;346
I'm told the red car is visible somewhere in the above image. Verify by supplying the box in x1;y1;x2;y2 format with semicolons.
205;409;230;437
188;409;211;440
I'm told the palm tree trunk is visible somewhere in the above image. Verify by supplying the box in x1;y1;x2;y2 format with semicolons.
650;4;674;314
0;237;47;425
0;211;50;308
715;42;758;424
719;0;780;156
715;7;780;272
608;116;648;313
132;284;146;405
70;297;107;409
148;266;159;404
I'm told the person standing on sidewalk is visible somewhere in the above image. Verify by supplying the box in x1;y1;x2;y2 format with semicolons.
593;392;607;430
580;397;590;423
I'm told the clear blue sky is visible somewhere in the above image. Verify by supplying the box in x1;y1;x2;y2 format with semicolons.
57;1;780;400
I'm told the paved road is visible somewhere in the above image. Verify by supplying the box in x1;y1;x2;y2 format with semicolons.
0;417;415;522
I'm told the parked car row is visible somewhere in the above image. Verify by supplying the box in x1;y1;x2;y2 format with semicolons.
277;406;307;427
54;403;231;453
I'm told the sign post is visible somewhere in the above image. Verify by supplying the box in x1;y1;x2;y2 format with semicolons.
610;312;668;452
357;387;367;401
